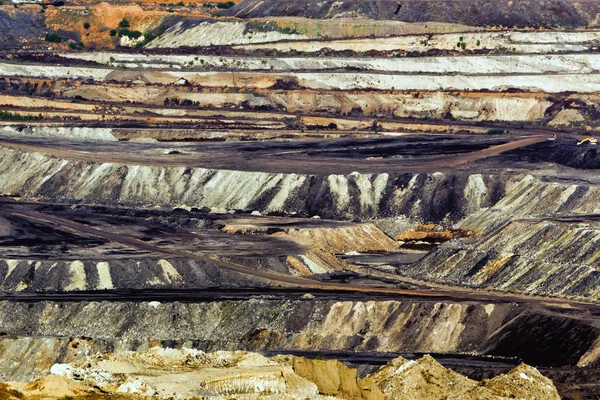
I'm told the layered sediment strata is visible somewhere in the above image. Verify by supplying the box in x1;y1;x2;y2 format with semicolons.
401;217;600;300
0;299;596;381
0;347;561;400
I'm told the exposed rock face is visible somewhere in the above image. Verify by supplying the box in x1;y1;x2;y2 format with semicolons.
229;0;600;28
370;355;560;400
0;299;596;381
401;217;600;300
236;30;600;54
292;356;384;400
371;355;480;399
0;144;529;222
0;7;45;49
479;363;561;400
2;348;560;400
2;2;600;398
0;146;507;221
0;143;597;227
147;20;308;48
0;257;273;292
549;109;587;127
9;348;322;399
6;62;600;92
276;223;399;253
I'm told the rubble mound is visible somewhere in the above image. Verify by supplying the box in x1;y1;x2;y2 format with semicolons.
369;355;561;400
2;348;560;400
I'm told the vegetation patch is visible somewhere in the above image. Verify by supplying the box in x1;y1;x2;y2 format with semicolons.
45;32;63;43
0;111;43;121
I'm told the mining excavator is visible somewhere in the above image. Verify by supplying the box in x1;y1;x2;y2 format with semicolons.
577;137;598;145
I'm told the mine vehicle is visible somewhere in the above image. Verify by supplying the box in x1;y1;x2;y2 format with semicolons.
577;137;598;145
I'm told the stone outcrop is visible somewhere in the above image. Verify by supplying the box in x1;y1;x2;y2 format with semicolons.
370;355;560;400
1;348;560;400
0;299;596;382
401;217;600;300
292;356;384;400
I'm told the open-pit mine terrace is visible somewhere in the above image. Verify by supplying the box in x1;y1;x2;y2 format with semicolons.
1;10;600;399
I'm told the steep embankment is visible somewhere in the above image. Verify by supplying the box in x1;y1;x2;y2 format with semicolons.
403;217;600;300
4;62;600;93
371;355;560;400
0;145;507;221
0;257;273;292
229;0;600;28
0;145;597;223
0;299;596;381
235;30;600;53
1;347;560;400
0;87;558;126
59;51;600;74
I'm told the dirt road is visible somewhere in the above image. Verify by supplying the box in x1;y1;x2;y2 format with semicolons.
0;134;548;174
13;209;600;317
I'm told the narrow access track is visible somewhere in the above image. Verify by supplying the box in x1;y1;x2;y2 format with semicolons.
0;135;549;174
11;209;600;317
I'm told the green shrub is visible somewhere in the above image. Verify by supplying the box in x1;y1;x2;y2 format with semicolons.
83;22;90;30
118;18;130;28
216;1;235;9
487;128;505;135
277;26;296;34
109;29;117;36
0;111;42;121
45;32;62;43
126;30;142;39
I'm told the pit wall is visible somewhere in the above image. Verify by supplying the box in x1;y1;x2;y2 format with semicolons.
0;146;597;225
0;258;271;292
403;219;600;300
0;146;508;222
0;298;596;381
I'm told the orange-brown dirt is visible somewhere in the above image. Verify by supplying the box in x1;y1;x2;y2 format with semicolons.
43;3;214;49
395;224;482;244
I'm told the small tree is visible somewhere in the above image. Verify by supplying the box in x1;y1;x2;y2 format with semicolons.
45;32;62;43
83;22;90;30
109;29;117;36
126;30;142;39
118;18;130;28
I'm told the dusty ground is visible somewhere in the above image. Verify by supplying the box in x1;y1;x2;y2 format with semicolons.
1;347;561;399
1;1;600;399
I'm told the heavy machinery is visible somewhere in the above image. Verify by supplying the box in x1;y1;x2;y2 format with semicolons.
577;137;598;145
